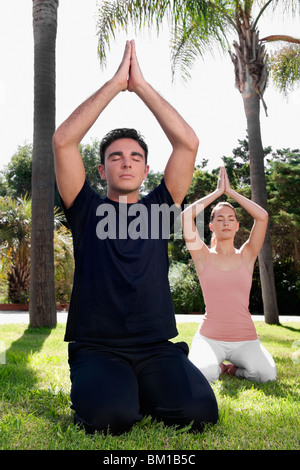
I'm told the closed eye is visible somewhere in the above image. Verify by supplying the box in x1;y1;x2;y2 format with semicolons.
131;153;144;162
216;217;235;222
107;151;144;162
107;152;122;161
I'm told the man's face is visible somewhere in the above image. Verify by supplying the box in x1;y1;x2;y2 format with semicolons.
98;138;149;202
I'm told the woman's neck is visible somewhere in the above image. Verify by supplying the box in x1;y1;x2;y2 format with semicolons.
213;240;237;256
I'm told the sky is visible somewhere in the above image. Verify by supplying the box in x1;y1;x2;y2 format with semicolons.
0;0;299;174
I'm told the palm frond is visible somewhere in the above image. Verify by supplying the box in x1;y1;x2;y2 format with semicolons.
269;44;300;94
170;22;223;81
96;0;235;71
273;0;300;16
97;0;174;66
170;1;235;81
254;0;300;27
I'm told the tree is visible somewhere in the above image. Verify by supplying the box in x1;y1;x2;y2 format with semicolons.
266;148;300;263
0;194;73;307
0;144;33;198
30;0;59;327
96;0;300;324
0;195;31;303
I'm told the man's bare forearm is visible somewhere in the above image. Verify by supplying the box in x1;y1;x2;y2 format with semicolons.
134;80;198;152
53;79;122;149
53;41;131;150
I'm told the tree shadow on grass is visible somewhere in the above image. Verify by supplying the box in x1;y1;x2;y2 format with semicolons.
0;326;71;423
0;325;77;449
278;323;300;334
1;326;54;389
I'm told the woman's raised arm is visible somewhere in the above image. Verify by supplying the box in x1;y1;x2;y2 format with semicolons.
224;168;268;260
181;167;225;258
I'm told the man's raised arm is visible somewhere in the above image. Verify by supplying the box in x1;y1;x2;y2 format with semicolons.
128;40;199;205
52;41;131;209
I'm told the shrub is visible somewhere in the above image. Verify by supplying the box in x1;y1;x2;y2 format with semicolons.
169;262;205;314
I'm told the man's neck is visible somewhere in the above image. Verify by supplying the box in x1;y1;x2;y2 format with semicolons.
106;189;140;204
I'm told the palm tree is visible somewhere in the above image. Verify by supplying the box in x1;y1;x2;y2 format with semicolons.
0;194;74;307
96;0;300;324
0;195;31;304
30;0;59;327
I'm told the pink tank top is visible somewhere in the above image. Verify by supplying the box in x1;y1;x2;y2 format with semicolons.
199;253;258;341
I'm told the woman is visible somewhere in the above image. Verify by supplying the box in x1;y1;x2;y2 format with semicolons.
181;167;276;383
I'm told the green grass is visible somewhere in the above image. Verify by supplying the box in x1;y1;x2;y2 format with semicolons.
0;321;299;450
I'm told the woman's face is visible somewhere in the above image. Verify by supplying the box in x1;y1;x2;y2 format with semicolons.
209;206;239;241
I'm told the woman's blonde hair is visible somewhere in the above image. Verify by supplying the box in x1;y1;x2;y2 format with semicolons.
210;202;237;247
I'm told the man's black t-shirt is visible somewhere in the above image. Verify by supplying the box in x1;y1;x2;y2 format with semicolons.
63;179;182;346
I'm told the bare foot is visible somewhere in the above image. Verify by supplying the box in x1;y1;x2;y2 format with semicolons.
220;363;238;376
220;363;229;373
226;364;238;376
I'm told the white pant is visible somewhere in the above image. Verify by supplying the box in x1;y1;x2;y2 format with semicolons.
189;332;277;383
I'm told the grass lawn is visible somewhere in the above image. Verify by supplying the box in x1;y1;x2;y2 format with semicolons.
0;320;299;451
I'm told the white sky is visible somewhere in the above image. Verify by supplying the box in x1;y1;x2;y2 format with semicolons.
0;0;299;174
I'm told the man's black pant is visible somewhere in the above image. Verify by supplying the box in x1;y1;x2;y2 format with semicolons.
68;340;218;435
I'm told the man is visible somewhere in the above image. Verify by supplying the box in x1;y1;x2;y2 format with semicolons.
53;40;218;435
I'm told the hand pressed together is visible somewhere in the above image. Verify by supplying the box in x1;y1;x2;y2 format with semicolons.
216;166;233;196
113;40;145;93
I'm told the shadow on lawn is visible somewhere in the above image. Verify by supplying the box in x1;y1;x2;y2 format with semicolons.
3;326;54;389
278;323;300;334
1;326;72;429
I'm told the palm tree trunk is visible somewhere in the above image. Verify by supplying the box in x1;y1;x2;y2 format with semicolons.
242;93;279;325
30;0;58;327
229;17;280;325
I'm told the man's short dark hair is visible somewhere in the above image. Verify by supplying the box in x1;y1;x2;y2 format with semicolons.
99;128;148;165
